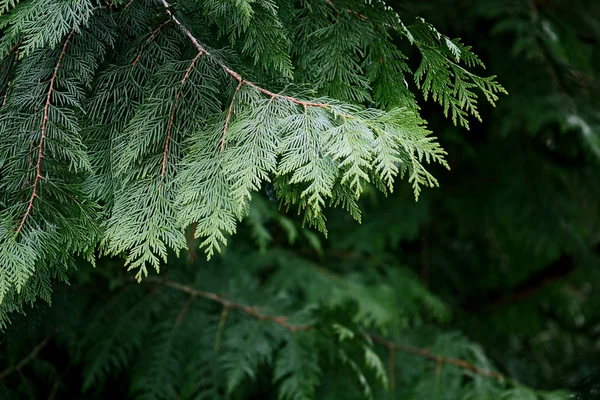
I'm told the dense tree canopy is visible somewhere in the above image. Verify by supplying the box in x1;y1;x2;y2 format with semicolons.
0;0;599;399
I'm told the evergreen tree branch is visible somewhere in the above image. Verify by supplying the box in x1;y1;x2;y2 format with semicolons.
220;80;243;152
0;333;54;380
214;304;230;352
143;277;312;332
324;0;373;23
143;279;520;385
161;51;203;178
1;81;9;107
14;27;76;237
174;295;193;327
160;0;347;116
370;335;510;383
132;19;172;67
4;40;21;58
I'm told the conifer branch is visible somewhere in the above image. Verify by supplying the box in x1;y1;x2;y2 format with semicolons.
3;39;21;60
324;0;369;22
15;28;76;236
159;0;348;117
132;19;171;66
221;80;243;152
371;335;507;382
145;278;516;383
0;333;54;380
174;295;193;327
1;80;10;107
123;0;136;10
144;277;312;332
214;304;230;352
161;51;203;178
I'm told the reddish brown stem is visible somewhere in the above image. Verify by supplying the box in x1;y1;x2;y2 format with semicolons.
371;335;506;382
161;95;180;178
133;20;171;66
144;277;312;332
15;30;75;236
1;80;10;108
159;0;345;117
142;276;516;382
174;296;193;327
161;51;203;178
220;80;244;152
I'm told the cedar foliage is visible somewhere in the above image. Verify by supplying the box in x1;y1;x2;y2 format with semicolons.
0;0;599;399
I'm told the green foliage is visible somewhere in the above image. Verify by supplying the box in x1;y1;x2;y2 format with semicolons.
0;0;502;315
1;0;599;399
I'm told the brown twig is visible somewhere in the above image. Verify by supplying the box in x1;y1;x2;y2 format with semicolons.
325;0;376;23
371;335;506;382
15;29;76;236
175;295;194;327
142;277;518;383
214;304;230;352
1;80;11;108
160;51;204;178
0;334;55;381
132;20;171;66
144;277;312;332
159;0;347;118
220;80;244;152
4;40;22;59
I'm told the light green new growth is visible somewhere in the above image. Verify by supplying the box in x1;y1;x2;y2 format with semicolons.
0;0;504;324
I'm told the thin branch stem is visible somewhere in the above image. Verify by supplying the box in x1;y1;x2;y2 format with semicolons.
371;335;507;382
221;80;243;152
142;277;519;383
4;40;22;59
0;334;55;381
15;29;76;236
1;80;11;108
175;295;194;327
214;304;230;352
159;0;347;117
132;19;171;66
144;277;312;332
161;51;203;178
